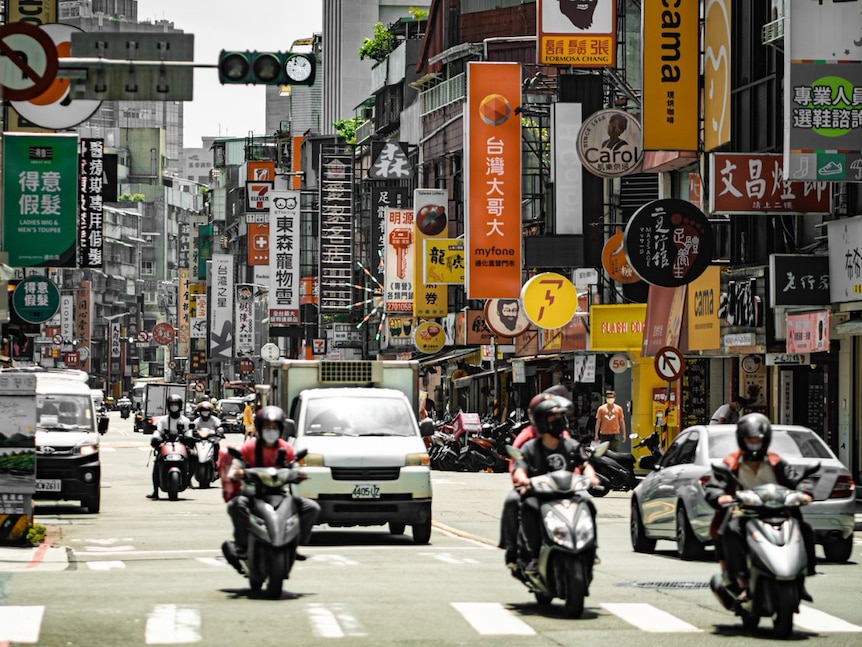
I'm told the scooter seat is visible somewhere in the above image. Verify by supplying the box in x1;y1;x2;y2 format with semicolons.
605;450;635;469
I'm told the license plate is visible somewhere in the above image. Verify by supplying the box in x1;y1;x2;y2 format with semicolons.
352;484;381;499
36;479;62;492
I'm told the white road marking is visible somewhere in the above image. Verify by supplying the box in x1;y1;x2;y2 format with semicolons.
420;552;479;565
86;560;126;571
82;545;135;552
196;557;227;568
600;603;702;633
311;554;359;566
795;605;862;632
0;606;44;643
145;604;201;644
452;602;534;635
307;603;367;638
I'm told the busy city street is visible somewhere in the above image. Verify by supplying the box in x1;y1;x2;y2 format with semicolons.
0;412;860;646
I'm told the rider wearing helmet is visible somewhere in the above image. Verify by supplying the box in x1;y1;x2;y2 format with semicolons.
704;413;816;600
193;400;222;432
225;406;320;563
146;394;193;499
511;397;598;574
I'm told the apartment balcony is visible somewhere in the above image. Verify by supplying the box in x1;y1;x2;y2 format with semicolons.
420;73;466;116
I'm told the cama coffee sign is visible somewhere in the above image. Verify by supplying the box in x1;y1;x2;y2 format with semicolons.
576;109;643;178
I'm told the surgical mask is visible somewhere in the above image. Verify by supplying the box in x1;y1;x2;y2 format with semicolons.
201;411;210;418
169;405;180;414
262;429;280;444
606;397;615;405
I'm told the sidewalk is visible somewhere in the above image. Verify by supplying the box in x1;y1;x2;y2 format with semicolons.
0;538;68;573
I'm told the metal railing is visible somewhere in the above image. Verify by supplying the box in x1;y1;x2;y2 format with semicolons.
420;73;466;116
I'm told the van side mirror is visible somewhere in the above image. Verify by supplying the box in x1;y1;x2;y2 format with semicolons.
283;418;297;438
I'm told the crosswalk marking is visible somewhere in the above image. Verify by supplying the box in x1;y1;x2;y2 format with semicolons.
0;606;44;643
452;602;535;635
795;605;862;632
311;554;359;566
420;552;479;565
145;604;201;645
195;557;227;568
86;560;126;571
601;603;702;633
307;603;367;638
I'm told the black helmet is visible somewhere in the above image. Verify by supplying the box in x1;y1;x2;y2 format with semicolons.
532;396;568;437
736;412;772;461
254;405;286;434
167;394;183;417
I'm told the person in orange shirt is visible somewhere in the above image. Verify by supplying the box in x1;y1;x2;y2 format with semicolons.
594;389;627;453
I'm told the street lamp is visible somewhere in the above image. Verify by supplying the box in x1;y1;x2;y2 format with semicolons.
104;312;131;403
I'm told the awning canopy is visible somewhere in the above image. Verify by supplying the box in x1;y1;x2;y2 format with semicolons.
453;368;510;389
419;347;480;367
834;318;862;336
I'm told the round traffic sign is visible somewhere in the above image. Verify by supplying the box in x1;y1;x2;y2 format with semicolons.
260;343;280;363
0;22;59;101
654;345;686;381
194;381;206;393
152;322;175;345
136;330;150;344
12;276;60;324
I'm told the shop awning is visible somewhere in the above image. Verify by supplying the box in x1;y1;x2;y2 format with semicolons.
453;368;509;389
834;318;862;336
419;347;481;367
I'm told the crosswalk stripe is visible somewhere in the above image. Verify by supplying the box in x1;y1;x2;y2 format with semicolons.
0;606;44;643
145;604;201;644
600;603;702;633
196;557;227;568
451;602;535;635
86;561;126;571
306;603;367;638
795;605;862;632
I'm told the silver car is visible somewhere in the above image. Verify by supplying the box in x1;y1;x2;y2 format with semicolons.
630;424;856;562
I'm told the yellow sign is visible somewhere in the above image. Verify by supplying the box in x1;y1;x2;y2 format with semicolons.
590;304;647;351
521;272;578;329
413;321;446;354
686;266;721;351
414;189;448;317
424;238;464;285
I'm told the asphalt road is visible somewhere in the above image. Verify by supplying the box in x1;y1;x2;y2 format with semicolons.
0;411;860;646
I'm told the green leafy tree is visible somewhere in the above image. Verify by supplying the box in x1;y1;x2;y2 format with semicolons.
358;22;398;62
332;116;365;145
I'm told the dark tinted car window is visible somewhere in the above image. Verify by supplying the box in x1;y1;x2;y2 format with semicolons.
660;433;687;467
677;436;699;464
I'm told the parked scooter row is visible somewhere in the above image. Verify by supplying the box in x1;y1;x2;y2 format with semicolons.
427;411;527;472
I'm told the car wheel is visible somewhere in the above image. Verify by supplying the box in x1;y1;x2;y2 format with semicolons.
676;507;704;561
83;489;101;514
412;518;432;545
389;522;406;535
630;499;656;553
823;535;853;563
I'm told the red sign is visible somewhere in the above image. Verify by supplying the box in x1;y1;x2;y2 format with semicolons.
248;222;269;265
710;153;831;215
152;322;175;345
64;352;79;368
238;358;255;374
786;310;830;354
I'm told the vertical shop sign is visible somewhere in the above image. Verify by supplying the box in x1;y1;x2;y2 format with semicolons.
235;285;255;357
209;254;234;361
371;186;408;285
465;62;523;299
78;138;104;268
75;280;91;372
413;189;448;318
384;207;415;313
268;190;301;325
2;133;78;267
703;0;732;152
319;146;353;313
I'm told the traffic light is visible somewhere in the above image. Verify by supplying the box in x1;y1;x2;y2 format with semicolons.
217;51;316;86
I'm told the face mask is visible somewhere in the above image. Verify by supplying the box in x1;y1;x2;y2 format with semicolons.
169;405;180;414
606;397;615;405
549;417;567;437
262;429;280;444
201;411;210;418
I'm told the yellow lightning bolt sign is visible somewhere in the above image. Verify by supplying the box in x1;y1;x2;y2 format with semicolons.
521;272;579;329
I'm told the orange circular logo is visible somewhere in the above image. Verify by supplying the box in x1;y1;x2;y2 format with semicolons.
602;231;641;284
414;321;446;354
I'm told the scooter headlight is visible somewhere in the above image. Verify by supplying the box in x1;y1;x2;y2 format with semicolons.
544;510;574;550
573;508;595;551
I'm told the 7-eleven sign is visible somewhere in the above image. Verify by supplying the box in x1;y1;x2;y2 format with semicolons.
246;181;272;211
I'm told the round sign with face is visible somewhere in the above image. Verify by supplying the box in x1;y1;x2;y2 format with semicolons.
413;321;446;354
577;109;643;178
484;298;531;337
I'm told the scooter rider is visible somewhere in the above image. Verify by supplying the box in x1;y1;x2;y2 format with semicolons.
512;397;599;574
704;413;816;601
226;406;320;560
147;394;193;499
499;388;573;567
193;400;222;432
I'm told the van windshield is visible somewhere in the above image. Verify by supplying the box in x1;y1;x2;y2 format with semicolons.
37;395;95;431
304;397;416;437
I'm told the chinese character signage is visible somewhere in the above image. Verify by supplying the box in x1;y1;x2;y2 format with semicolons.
318;146;354;313
2;133;78;267
209;254;234;361
704;0;732;152
826;216;862;303
623;199;714;287
769;254;830;307
368;140;412;180
786;310;830;354
268;190;300;325
465;62;523;299
576;109;643;179
371;187;408;285
75;280;91;372
641;0;699;151
537;0;616;67
78;138;104;268
384;207;415;313
710;153;831;214
424;238;464;285
235;285;255;357
413;189;448;318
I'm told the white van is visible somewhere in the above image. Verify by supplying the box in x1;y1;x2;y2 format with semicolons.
9;368;101;513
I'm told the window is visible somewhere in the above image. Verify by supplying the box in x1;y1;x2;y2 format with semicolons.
141;261;154;276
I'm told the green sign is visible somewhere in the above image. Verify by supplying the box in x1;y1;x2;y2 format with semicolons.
13;276;61;324
2;133;79;267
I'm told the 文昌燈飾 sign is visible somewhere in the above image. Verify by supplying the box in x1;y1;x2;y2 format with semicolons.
3;133;78;267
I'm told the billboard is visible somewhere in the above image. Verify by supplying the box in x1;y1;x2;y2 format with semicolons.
537;0;616;67
267;190;301;326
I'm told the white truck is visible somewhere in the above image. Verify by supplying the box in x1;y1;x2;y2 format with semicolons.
140;382;186;434
267;359;435;544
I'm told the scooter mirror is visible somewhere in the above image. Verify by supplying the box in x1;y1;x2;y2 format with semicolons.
506;445;523;460
592;441;610;458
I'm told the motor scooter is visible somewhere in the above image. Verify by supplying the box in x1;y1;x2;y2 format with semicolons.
152;425;194;501
709;462;818;638
221;447;309;599
631;431;664;471
192;426;224;488
97;408;109;435
506;443;605;618
583;443;637;496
